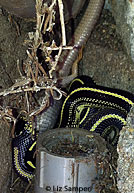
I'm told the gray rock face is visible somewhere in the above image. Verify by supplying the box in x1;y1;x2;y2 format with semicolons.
0;121;12;193
109;0;134;64
117;106;134;193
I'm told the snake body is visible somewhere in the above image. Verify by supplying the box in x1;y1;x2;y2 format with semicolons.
11;0;105;181
58;0;104;78
12;117;36;182
58;76;134;145
38;0;105;132
12;75;134;182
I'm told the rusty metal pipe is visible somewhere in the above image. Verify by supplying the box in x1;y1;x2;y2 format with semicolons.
58;0;104;77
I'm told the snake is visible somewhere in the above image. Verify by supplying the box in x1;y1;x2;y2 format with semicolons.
12;75;134;182
11;0;105;182
57;0;104;80
58;75;134;146
12;116;37;182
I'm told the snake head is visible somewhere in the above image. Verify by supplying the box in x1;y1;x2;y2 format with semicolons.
14;116;33;137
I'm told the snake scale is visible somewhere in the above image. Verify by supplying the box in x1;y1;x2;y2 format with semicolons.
12;75;134;182
12;116;37;182
12;0;105;182
58;75;134;145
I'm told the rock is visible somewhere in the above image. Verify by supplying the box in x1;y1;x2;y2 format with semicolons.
117;106;134;193
109;0;134;64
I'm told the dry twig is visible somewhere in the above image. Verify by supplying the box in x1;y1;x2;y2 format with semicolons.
0;0;72;122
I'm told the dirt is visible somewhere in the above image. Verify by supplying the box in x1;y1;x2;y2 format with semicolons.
46;137;96;157
0;6;132;193
0;8;35;193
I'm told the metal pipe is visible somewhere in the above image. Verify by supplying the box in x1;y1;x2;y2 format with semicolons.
35;128;107;193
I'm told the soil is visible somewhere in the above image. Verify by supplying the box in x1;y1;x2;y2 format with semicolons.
48;139;93;157
45;136;97;157
0;8;35;193
0;5;132;193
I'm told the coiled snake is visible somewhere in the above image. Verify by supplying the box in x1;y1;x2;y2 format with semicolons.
58;75;134;145
11;0;131;184
12;75;134;182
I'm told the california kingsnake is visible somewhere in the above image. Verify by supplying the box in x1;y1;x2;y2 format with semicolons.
58;75;134;145
12;116;37;182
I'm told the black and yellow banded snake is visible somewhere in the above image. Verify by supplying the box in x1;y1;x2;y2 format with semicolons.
58;75;134;146
12;75;134;182
11;0;129;182
12;116;37;182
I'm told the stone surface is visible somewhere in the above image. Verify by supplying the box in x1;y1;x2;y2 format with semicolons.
80;9;134;93
117;106;134;193
109;0;134;64
0;121;12;193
